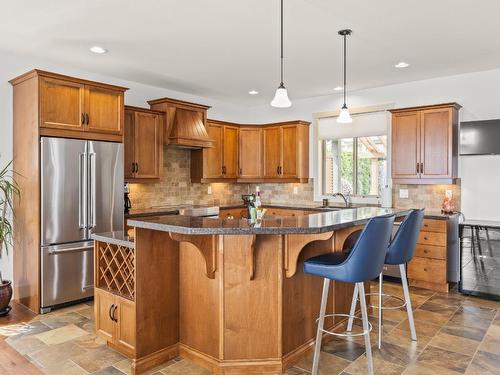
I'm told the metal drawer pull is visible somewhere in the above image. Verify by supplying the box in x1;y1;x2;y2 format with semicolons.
112;305;118;322
48;246;93;255
109;304;115;321
82;284;94;290
424;237;428;240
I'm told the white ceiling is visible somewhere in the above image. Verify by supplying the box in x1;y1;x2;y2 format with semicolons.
2;0;500;105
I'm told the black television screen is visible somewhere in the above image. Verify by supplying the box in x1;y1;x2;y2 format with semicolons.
460;119;500;155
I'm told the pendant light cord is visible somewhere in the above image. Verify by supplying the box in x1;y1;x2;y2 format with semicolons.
280;0;284;85
343;33;347;106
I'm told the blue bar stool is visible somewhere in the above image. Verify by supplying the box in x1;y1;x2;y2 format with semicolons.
347;209;424;349
304;214;395;375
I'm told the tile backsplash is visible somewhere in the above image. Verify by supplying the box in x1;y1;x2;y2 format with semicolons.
128;148;314;209
392;183;461;212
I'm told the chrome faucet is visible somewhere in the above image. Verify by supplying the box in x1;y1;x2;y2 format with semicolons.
332;192;351;208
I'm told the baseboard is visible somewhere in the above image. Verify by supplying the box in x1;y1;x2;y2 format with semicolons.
131;343;179;375
410;279;449;293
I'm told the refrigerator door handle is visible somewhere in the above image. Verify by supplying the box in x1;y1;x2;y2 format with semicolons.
78;153;87;229
88;152;96;229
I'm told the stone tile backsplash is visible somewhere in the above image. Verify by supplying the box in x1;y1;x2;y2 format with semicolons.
129;148;461;212
128;148;314;209
392;182;461;212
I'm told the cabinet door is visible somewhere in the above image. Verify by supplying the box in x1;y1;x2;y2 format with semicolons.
124;110;135;179
239;127;262;178
40;77;85;131
391;111;420;179
114;296;136;356
281;125;298;178
203;123;223;178
134;112;161;179
223;126;239;178
94;289;115;342
420;108;452;179
263;127;282;178
85;85;123;135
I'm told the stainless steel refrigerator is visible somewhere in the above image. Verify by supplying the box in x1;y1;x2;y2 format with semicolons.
40;137;123;313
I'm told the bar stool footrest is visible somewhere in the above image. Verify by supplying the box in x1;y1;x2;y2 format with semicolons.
362;292;406;310
317;313;373;338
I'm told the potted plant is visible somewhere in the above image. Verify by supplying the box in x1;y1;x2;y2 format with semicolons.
0;161;19;316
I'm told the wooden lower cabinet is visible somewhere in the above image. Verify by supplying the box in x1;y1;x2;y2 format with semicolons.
219;207;318;219
94;288;136;357
407;218;449;292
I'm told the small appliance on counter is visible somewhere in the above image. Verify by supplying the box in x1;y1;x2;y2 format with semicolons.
241;194;255;219
124;183;132;214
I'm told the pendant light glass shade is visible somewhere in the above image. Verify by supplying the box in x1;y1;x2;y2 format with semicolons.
337;104;352;123
271;83;292;108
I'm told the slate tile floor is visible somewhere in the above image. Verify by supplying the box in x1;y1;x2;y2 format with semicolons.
3;282;500;375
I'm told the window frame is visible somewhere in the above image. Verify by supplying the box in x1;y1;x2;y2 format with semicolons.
321;135;387;198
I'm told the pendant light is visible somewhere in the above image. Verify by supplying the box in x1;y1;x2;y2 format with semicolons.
271;0;291;108
337;29;352;123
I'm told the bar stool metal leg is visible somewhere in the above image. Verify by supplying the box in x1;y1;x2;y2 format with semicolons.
346;283;358;331
399;264;417;341
378;272;383;349
311;278;330;375
358;282;374;375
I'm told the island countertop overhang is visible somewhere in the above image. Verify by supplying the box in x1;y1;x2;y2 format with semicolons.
127;207;410;235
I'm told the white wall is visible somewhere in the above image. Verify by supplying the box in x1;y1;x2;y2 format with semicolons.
0;51;249;281
247;68;500;219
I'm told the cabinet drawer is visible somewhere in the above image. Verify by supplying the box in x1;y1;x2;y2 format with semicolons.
408;257;446;284
414;244;446;260
421;219;446;233
417;231;446;247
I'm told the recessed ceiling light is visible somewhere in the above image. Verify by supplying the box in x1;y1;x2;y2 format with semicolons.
90;46;108;54
248;90;259;95
333;86;343;91
395;61;410;68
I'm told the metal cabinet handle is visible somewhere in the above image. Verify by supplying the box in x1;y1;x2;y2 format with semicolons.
239;167;242;175
136;163;139;174
85;113;90;125
420;162;424;174
109;304;115;321
424;237;428;240
81;113;85;125
277;166;280;175
112;305;118;322
416;163;419;173
423;249;429;254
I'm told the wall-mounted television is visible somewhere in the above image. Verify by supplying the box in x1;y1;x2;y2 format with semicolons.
460;119;500;155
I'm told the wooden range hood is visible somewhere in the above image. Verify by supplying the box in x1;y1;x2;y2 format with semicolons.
148;97;214;148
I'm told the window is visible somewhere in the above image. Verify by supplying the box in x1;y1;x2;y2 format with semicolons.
323;135;387;197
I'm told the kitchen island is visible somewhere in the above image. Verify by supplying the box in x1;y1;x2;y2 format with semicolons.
94;207;408;375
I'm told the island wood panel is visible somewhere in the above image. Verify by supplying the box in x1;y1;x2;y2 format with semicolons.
134;229;180;359
39;76;85;131
223;235;281;360
282;235;335;355
12;75;41;313
420;107;452;179
238;127;262;178
391;111;420;179
179;240;220;359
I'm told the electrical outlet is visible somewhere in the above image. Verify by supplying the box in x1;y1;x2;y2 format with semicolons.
207;185;212;195
293;186;299;195
399;189;409;199
445;189;453;198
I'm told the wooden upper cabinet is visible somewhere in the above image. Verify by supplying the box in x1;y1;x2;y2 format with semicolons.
263;126;282;178
390;103;460;184
420;108;452;179
204;122;224;178
281;125;298;178
85;85;123;135
391;111;420;179
40;77;85;131
13;70;127;142
223;125;239;178
239;127;262;179
124;106;163;181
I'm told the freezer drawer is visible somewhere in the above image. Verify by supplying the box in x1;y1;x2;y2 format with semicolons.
41;241;94;309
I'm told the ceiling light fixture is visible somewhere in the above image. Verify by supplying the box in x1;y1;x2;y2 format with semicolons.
271;0;291;108
337;29;352;123
333;86;343;91
395;61;410;68
90;46;108;54
248;90;259;95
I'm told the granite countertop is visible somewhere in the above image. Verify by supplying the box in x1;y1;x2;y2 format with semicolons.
125;206;183;218
221;202;378;211
421;211;461;220
91;231;135;248
127;207;409;235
